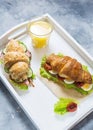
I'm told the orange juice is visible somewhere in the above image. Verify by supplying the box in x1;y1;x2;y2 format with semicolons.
28;21;53;48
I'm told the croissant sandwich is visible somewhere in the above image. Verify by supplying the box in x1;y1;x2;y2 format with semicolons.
40;53;93;95
1;39;35;90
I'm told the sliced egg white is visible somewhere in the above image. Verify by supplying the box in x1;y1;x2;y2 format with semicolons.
49;70;57;75
81;84;93;91
64;79;75;84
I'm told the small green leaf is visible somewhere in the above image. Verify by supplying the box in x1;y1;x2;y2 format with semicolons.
18;41;27;52
31;73;36;80
92;75;93;81
9;79;28;90
82;65;88;72
54;98;77;115
4;66;9;73
41;56;47;67
57;53;64;57
0;59;3;64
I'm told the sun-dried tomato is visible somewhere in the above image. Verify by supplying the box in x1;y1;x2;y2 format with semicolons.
75;82;84;88
44;63;52;71
66;102;77;112
57;75;65;81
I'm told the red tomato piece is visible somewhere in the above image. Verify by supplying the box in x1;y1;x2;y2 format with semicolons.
75;82;84;88
57;75;65;81
44;63;52;71
66;102;77;112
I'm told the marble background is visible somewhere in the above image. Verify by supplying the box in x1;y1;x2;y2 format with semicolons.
0;0;93;130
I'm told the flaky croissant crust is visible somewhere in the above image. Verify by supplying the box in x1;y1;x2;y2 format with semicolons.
46;54;92;84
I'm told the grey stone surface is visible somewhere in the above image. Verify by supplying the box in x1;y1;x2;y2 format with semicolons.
0;0;93;130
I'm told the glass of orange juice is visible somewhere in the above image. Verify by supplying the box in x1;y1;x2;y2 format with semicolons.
27;21;53;48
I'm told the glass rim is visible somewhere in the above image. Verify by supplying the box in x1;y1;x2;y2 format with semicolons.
27;20;53;36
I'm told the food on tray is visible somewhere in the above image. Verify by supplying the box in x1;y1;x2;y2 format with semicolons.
28;21;53;48
1;39;35;90
54;98;78;115
9;62;29;82
4;39;27;53
40;53;93;95
4;52;29;70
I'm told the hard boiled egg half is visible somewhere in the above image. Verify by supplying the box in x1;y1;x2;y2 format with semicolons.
81;84;93;91
64;78;75;84
49;70;57;75
59;74;75;84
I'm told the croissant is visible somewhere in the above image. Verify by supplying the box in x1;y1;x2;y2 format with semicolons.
46;54;92;84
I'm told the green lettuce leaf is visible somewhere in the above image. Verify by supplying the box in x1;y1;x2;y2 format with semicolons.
57;53;64;57
0;58;3;64
82;65;88;72
0;60;3;64
4;66;9;73
41;56;47;67
54;98;77;115
31;73;36;80
9;79;28;90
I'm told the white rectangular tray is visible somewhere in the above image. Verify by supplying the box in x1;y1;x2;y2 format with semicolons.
0;14;93;130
